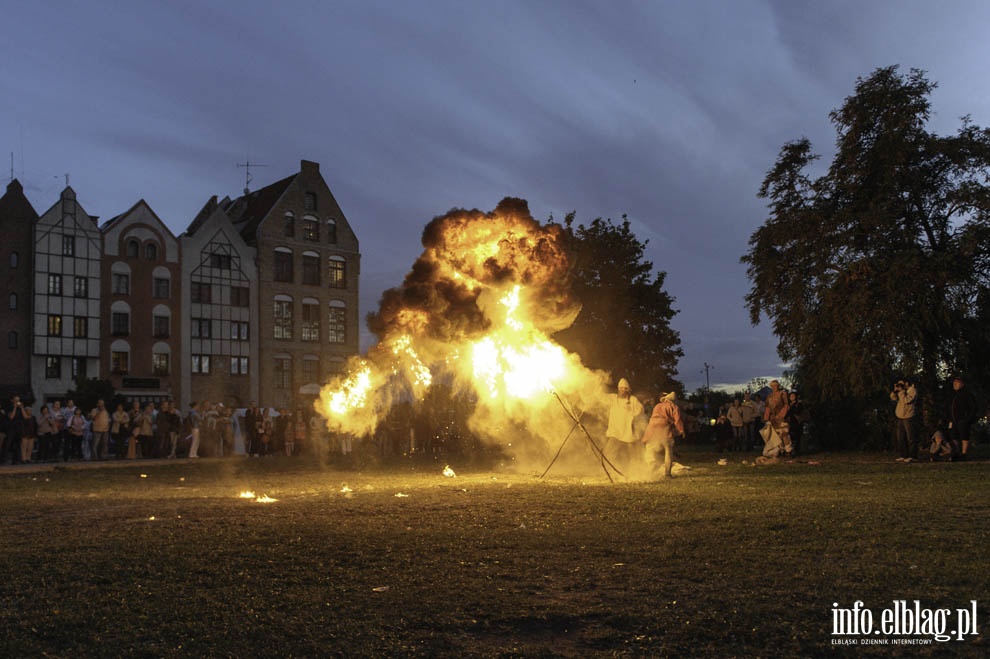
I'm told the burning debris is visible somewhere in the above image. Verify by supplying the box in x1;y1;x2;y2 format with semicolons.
316;198;612;466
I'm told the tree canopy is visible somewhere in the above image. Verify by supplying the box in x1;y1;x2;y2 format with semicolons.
554;213;683;396
743;66;990;435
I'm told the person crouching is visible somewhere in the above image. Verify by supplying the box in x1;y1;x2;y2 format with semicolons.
641;391;685;480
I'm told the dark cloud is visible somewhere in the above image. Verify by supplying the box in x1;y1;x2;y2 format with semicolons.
4;0;990;391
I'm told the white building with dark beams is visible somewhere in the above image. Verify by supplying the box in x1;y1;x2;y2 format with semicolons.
31;186;102;403
179;196;259;409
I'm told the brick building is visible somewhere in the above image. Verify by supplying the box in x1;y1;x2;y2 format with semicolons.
0;180;38;401
100;200;182;406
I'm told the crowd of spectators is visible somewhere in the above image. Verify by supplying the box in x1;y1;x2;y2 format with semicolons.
0;395;338;465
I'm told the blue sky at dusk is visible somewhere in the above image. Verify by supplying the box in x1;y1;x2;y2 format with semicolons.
4;0;989;392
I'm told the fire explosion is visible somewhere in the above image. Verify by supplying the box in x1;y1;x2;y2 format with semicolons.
315;198;611;462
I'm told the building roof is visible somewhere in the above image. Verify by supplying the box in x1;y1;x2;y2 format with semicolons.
99;198;176;238
225;174;295;244
0;179;39;221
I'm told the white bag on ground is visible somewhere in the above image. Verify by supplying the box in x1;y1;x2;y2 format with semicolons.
761;425;782;458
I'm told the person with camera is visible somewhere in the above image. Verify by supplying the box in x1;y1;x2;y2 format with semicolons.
890;378;918;462
6;396;30;464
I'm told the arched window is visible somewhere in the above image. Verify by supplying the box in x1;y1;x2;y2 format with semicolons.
284;212;295;237
126;239;140;258
274;247;293;282
8;293;16;310
145;242;158;260
110;339;130;374
274;295;293;340
7;331;17;349
327;217;337;244
328;300;346;344
9;251;18;268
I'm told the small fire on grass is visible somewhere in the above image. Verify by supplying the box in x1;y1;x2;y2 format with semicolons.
237;490;278;503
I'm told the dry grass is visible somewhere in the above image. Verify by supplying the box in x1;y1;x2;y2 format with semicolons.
1;449;988;657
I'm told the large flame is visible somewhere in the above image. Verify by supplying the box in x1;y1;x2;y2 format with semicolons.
316;198;609;455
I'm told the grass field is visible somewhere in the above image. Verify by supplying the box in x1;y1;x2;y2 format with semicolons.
1;447;987;657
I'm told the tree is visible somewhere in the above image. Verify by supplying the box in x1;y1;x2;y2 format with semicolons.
554;213;683;396
743;66;990;443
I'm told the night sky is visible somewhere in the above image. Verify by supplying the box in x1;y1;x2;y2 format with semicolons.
4;0;989;392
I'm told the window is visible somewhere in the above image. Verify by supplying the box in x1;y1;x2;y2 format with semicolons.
274;357;291;389
145;243;158;260
231;285;250;307
302;217;319;241
72;357;87;380
48;274;63;295
328;258;346;289
73;276;88;298
302;252;320;285
284;212;295;237
48;315;63;337
231;321;249;341
9;251;18;268
111;312;130;336
111;351;129;373
328;305;346;344
192;355;211;374
153;315;170;338
191;282;212;304
46;356;61;379
209;253;231;269
62;235;76;256
7;331;17;349
230;356;249;375
304;192;317;211
302;357;318;382
327;218;337;244
274;298;293;340
9;293;16;310
192;318;211;339
126;240;139;258
274;249;293;282
302;301;320;341
112;273;130;295
152;353;169;376
153;277;170;298
73;316;88;338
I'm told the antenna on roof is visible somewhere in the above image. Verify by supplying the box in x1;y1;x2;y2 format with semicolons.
8;152;12;184
237;159;268;194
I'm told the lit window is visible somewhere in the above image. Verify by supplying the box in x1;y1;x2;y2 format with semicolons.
328;258;346;289
328;305;346;344
302;217;319;241
73;317;87;338
48;315;63;336
274;298;293;340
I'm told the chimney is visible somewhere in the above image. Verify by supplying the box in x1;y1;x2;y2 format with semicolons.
301;159;320;174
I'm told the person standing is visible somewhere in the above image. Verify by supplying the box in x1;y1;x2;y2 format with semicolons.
726;399;745;451
66;408;86;460
641;391;685;480
37;405;57;462
604;378;645;471
111;403;130;459
187;401;202;458
244;401;261;457
949;376;978;460
890;379;917;462
89;399;111;461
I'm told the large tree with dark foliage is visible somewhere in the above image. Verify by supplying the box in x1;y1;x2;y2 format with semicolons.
743;66;990;444
555;213;683;396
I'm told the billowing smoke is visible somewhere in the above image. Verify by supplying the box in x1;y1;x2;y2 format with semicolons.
316;198;613;468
